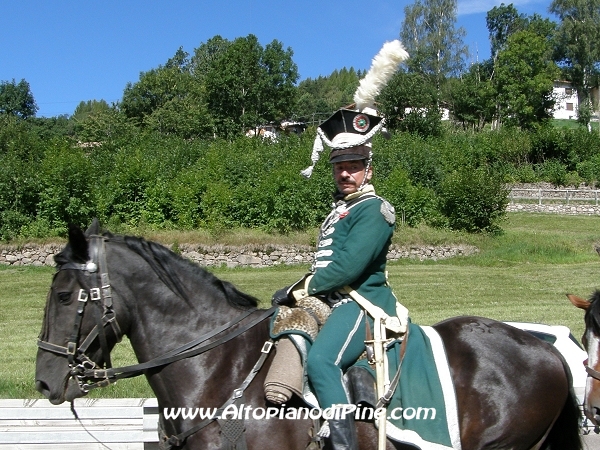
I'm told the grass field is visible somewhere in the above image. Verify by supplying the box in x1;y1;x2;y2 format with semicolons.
2;212;600;399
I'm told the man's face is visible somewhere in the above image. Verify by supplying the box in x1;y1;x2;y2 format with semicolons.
333;159;372;195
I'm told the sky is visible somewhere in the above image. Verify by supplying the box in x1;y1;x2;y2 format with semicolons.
1;0;554;118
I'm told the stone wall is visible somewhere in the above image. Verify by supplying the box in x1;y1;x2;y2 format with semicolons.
17;183;598;268
0;242;479;268
0;244;61;267
506;203;600;215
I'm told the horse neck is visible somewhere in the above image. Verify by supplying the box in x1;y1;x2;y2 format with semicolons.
107;242;250;362
130;285;270;409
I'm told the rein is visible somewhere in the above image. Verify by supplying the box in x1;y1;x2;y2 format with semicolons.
87;307;275;386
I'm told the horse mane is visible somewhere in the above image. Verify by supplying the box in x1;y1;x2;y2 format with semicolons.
587;290;600;336
117;234;259;310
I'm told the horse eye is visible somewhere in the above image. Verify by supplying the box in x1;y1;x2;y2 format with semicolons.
57;292;72;304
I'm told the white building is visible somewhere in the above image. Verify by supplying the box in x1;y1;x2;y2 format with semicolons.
552;80;579;120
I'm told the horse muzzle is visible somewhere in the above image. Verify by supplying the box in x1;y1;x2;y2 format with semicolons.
35;350;88;405
35;374;87;405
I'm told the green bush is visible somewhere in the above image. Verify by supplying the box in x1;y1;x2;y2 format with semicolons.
199;134;332;232
0;154;40;230
169;167;208;229
0;210;30;241
507;164;538;183
36;142;95;234
576;155;600;186
536;159;569;186
0;115;46;239
375;133;442;189
528;126;600;170
377;167;438;227
561;128;600;169
7;118;600;241
438;166;508;233
141;178;175;228
529;126;563;164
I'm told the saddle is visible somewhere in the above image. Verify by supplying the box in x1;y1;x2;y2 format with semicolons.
265;297;392;408
265;296;331;405
265;302;461;450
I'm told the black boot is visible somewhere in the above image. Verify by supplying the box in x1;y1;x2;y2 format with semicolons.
326;416;359;450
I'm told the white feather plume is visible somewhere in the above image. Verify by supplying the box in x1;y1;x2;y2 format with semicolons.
353;40;409;111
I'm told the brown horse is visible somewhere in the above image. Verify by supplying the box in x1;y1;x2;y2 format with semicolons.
35;222;582;449
568;291;600;427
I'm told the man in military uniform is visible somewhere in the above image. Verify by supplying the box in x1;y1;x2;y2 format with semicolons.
273;108;398;450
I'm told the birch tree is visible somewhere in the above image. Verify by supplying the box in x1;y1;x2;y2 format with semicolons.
400;0;468;97
550;0;600;126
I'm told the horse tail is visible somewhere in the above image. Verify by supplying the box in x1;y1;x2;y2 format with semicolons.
541;352;583;450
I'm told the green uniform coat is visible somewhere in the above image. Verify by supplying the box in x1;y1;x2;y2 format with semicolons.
306;184;396;408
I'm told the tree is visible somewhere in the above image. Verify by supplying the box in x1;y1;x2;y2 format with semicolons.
483;6;558;129
191;36;230;81
378;71;444;137
143;95;214;139
486;4;528;61
28;115;74;141
121;47;194;125
400;0;468;96
0;79;37;119
75;106;137;143
550;0;600;125
494;30;559;129
294;68;362;122
527;13;558;42
448;61;496;130
203;34;298;138
261;40;300;121
72;99;111;122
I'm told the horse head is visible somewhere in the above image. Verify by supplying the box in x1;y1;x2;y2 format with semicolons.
35;220;127;404
35;219;261;407
568;291;600;425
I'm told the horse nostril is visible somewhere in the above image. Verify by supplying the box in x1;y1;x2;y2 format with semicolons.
35;380;50;396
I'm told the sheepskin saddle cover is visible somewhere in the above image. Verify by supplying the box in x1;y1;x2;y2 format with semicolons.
270;296;331;342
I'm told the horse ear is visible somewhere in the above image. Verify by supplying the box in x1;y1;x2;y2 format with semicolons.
567;293;590;310
68;224;89;262
85;218;101;237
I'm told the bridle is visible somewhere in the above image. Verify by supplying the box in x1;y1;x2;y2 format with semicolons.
37;234;277;448
585;330;600;382
37;235;276;448
586;365;600;381
37;235;123;392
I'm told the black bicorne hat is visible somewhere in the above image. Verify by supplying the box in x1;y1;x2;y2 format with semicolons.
300;40;408;178
300;108;383;177
319;109;384;163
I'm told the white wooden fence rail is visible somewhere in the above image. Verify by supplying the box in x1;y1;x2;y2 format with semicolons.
0;398;160;449
509;188;600;205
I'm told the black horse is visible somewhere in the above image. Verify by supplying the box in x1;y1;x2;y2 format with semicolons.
36;222;582;449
